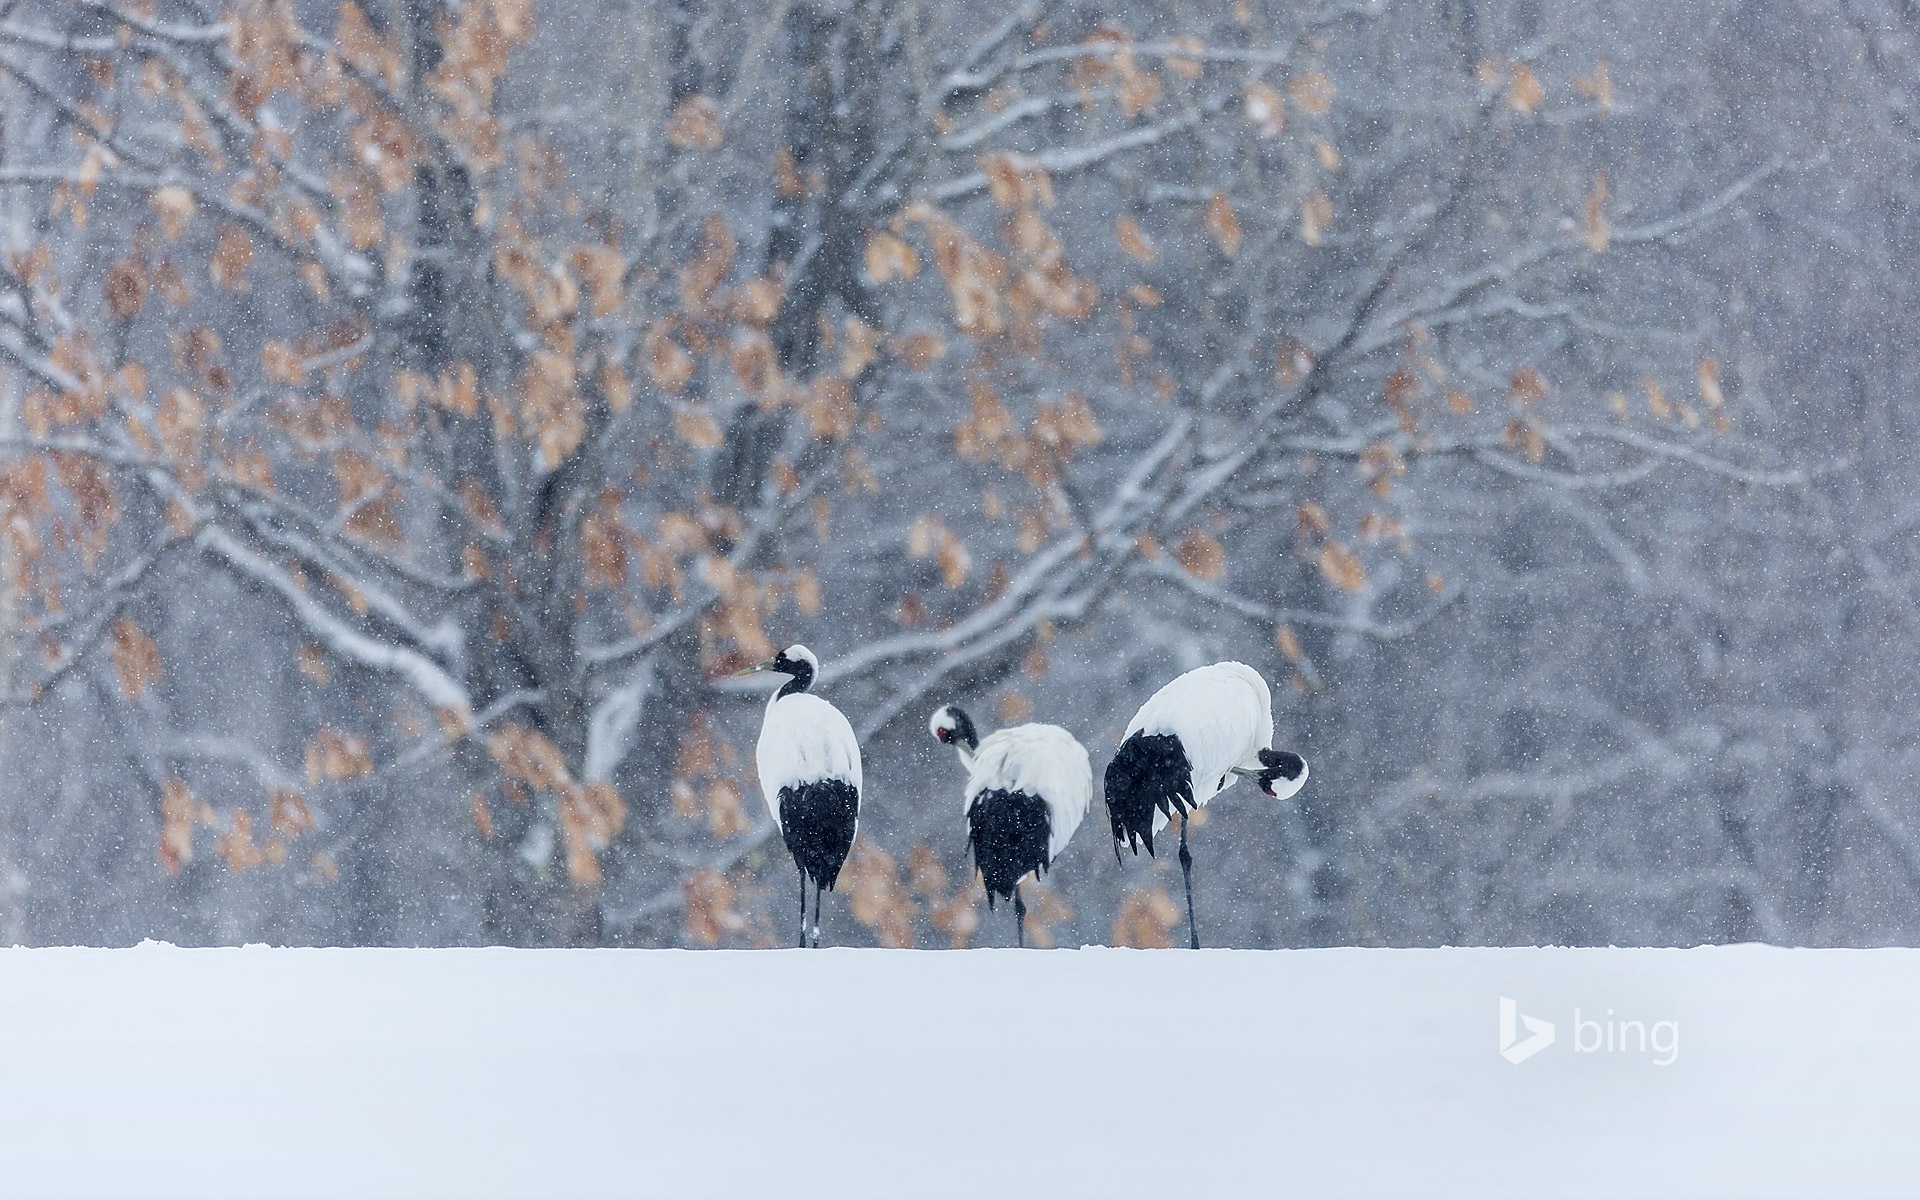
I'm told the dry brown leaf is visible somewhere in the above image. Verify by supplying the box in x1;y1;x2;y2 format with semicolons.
864;231;919;284
895;331;947;371
1300;189;1333;247
1509;64;1543;113
665;95;725;150
1288;70;1336;115
1243;82;1285;137
1203;192;1241;257
646;321;696;393
1697;358;1725;409
1296;500;1331;538
1118;66;1161;116
802;377;856;440
581;500;629;588
560;781;626;887
149;187;194;240
216;809;265;873
1318;541;1368;593
270;789;316;837
1174;529;1227;581
106;259;147;318
1358;510;1405;544
157;779;203;875
792;569;822;616
1112;886;1182;948
1509;367;1549;406
487;723;571;791
704;778;752;839
1644;376;1671;419
469;792;494;839
297;642;331;687
678;213;736;312
209;223;253;292
305;729;373;785
1021;883;1073;949
728;329;779;394
110;617;162;700
844;842;917;948
683;869;742;945
1575;61;1615;109
1114;215;1157;263
841;317;881;379
1581;171;1610;253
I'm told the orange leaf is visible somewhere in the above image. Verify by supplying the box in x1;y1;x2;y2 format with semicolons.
1275;624;1304;663
843;842;917;948
1114;215;1157;263
1243;82;1285;137
1288;70;1336;116
646;321;695;393
665;95;725;150
305;729;373;784
110;618;163;700
1112;886;1182;948
216;808;266;873
683;869;743;945
1581;171;1610;252
1174;529;1227;581
149;187;194;240
863;231;919;284
1318;541;1367;593
1697;358;1725;409
157;779;201;875
1509;367;1549;406
1508;64;1543;113
1203;192;1241;257
1300;190;1332;246
270;789;316;836
209;223;253;292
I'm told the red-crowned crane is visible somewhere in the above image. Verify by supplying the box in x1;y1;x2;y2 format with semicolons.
930;704;1092;947
734;645;861;947
1104;661;1308;949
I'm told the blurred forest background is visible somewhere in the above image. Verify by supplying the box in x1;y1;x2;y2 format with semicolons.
0;0;1911;950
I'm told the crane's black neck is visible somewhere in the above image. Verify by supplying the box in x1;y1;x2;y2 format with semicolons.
945;705;980;753
775;656;815;698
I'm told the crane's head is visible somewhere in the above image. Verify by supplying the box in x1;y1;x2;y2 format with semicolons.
1254;749;1308;800
928;704;980;754
731;644;819;693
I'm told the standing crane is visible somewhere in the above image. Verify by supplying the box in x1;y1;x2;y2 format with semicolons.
1104;661;1308;949
930;704;1092;946
735;645;861;947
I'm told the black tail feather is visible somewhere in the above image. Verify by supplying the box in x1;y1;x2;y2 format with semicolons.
1104;732;1191;862
969;788;1051;905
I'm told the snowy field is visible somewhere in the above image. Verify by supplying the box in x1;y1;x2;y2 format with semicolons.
0;945;1915;1200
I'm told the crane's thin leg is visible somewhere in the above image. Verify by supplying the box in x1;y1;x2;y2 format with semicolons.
1014;884;1027;948
1179;813;1200;950
811;881;823;948
797;865;808;949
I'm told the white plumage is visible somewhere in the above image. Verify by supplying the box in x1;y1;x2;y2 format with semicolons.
960;723;1092;862
754;690;862;823
931;705;1092;945
736;644;862;947
1125;660;1273;835
1104;660;1308;949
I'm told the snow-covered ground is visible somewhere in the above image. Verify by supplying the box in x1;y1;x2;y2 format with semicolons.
0;944;1913;1199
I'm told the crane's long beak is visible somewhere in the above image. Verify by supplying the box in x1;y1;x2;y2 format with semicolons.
729;659;776;678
